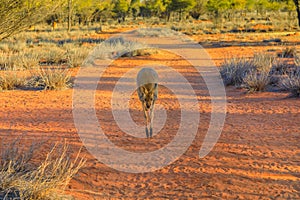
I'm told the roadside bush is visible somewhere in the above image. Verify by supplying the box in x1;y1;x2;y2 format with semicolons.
28;67;72;90
280;47;298;58
66;48;91;68
253;53;274;73
279;69;300;97
0;141;86;199
220;57;254;86
0;72;27;91
90;37;155;60
243;70;270;92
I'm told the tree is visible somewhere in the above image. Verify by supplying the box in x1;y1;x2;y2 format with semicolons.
68;0;72;32
130;0;141;19
293;0;300;26
189;0;207;19
0;0;63;41
206;0;231;20
113;0;130;22
168;0;196;20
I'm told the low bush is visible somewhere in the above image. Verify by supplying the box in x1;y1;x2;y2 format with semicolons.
28;67;72;90
252;53;274;73
279;69;300;97
243;70;270;92
220;57;254;86
0;141;86;199
0;72;27;91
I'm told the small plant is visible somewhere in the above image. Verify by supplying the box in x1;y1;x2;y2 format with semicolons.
271;57;290;75
279;69;300;97
253;53;274;73
0;72;27;91
17;52;40;69
0;53;19;70
0;140;86;199
90;37;155;60
40;49;66;65
66;48;90;68
220;57;254;86
136;28;178;37
28;67;72;90
280;47;297;58
294;54;300;67
243;70;270;92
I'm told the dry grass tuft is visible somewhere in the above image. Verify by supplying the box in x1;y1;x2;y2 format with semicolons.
294;54;300;67
0;71;27;91
243;70;270;92
88;37;155;61
280;47;298;58
220;57;254;86
0;140;86;200
252;53;274;73
279;69;300;97
28;67;72;90
66;48;91;68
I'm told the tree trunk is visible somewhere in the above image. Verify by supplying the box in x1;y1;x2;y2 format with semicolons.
294;0;300;27
68;0;72;32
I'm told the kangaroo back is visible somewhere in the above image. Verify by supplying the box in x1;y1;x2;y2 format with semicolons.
137;68;158;88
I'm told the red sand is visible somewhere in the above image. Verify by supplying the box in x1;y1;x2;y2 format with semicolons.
0;31;299;199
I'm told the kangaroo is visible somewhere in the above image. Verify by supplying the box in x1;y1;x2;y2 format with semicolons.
136;68;158;138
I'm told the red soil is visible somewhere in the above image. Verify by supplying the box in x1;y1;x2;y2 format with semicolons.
0;31;299;199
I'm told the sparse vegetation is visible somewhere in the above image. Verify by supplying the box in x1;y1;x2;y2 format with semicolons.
89;37;155;61
220;57;254;86
244;70;270;92
220;52;300;95
294;54;300;67
0;141;86;199
0;71;27;91
279;68;300;97
28;67;72;90
253;53;274;73
280;47;298;58
66;48;91;68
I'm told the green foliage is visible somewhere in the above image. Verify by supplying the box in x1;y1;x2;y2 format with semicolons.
0;0;64;41
190;0;207;19
169;0;196;12
113;0;130;20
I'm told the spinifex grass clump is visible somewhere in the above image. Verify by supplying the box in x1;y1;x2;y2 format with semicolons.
28;67;72;90
65;48;91;68
219;57;254;86
243;70;270;92
0;141;86;200
0;71;27;91
89;37;156;61
252;53;274;73
280;68;300;97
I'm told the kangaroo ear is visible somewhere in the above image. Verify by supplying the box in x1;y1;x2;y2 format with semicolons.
153;83;158;100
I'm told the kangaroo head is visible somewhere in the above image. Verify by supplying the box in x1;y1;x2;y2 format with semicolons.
139;83;157;111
